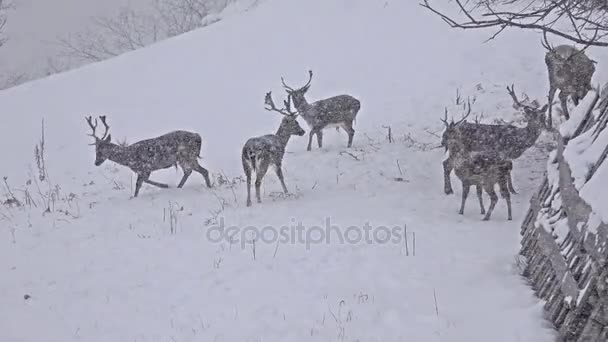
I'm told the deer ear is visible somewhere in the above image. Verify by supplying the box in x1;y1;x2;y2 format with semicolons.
104;134;112;142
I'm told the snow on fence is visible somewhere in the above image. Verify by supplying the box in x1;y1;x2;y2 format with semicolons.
519;87;608;342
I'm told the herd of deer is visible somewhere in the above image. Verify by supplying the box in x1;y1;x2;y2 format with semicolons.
85;39;596;220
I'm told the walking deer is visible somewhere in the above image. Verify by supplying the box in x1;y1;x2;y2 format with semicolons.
441;85;547;195
242;92;305;207
281;70;361;151
543;34;596;128
445;125;513;221
86;116;212;197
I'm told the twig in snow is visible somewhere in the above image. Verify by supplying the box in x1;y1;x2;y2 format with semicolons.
382;125;393;143
424;128;441;138
2;177;20;206
433;289;439;316
404;224;409;256
339;151;360;161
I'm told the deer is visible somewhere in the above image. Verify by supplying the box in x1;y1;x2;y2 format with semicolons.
543;33;596;128
280;70;361;151
242;92;306;207
86;116;212;197
441;85;548;196
445;124;513;221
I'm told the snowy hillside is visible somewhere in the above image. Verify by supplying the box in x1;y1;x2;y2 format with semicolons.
2;0;606;341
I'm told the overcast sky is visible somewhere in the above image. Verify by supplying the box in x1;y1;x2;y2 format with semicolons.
1;0;150;76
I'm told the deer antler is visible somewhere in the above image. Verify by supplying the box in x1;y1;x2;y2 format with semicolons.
281;77;294;91
99;115;110;140
441;99;471;127
453;98;472;126
85;116;98;144
85;115;110;144
507;84;525;109
301;70;313;90
507;84;537;109
541;31;554;52
265;91;298;116
281;70;313;92
440;107;450;127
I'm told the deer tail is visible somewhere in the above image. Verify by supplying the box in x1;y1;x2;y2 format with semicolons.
246;151;257;172
250;154;257;172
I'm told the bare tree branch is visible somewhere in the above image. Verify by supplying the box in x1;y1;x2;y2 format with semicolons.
420;0;608;47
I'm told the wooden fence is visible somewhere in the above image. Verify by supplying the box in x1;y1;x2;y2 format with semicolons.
519;88;608;341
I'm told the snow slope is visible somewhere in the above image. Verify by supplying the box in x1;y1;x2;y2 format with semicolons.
3;0;605;340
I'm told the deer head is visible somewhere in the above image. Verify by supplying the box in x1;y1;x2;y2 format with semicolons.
440;98;472;152
85;115;113;166
265;91;305;137
281;70;313;108
506;84;548;127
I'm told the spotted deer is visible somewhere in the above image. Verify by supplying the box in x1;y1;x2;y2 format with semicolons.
441;85;547;195
86;116;211;197
281;70;361;151
242;92;306;207
543;34;596;128
445;125;513;221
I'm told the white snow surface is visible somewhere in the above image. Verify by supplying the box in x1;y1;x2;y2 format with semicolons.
558;89;599;138
578;127;608;224
4;0;602;340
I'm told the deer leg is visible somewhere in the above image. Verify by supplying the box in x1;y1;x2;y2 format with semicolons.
476;185;486;215
255;162;270;204
559;91;570;120
140;170;168;189
316;130;323;148
307;130;315;151
144;179;169;188
194;163;212;188
443;157;454;195
508;174;517;194
547;87;556;128
275;165;289;194
482;185;499;221
342;121;355;148
243;159;252;207
134;172;150;197
499;177;512;221
459;181;470;215
177;168;192;188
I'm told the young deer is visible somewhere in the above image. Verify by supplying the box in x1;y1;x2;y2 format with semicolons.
281;70;361;151
543;34;596;128
441;85;547;195
446;126;513;221
242;92;305;207
86;116;212;197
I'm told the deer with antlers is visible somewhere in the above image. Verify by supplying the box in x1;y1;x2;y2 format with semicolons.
543;33;596;128
445;124;513;221
280;70;361;151
242;92;306;206
86;116;212;197
441;85;547;196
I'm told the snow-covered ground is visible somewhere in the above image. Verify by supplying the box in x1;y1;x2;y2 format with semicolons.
3;0;606;340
